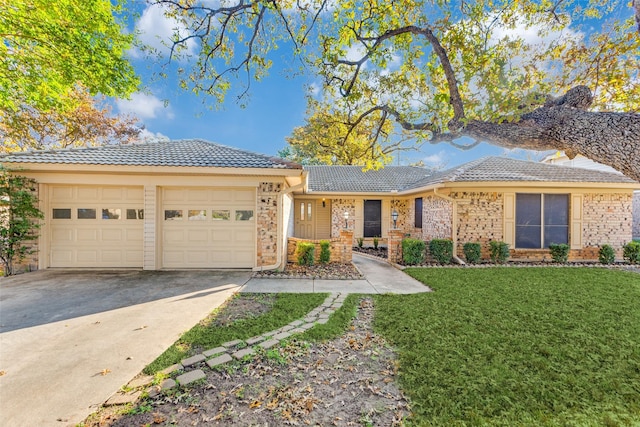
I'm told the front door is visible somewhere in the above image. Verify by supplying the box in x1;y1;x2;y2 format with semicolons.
295;200;315;239
364;200;382;237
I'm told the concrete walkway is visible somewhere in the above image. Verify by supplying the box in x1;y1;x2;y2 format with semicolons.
241;253;431;294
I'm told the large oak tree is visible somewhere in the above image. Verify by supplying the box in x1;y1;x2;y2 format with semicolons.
152;0;639;179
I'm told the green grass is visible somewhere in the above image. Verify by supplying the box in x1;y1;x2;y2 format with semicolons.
300;294;361;342
144;293;327;374
374;268;640;426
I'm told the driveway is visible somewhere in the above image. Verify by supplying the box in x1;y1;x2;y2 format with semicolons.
0;270;250;427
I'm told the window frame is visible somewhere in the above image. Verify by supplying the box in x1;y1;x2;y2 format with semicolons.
414;198;423;229
515;193;569;249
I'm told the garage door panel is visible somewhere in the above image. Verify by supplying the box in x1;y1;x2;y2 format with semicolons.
49;185;143;268
162;187;256;268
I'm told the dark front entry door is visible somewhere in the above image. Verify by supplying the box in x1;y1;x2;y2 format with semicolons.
364;200;382;237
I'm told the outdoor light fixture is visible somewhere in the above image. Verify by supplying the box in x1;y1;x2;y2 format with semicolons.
343;211;349;228
392;209;399;228
322;198;326;207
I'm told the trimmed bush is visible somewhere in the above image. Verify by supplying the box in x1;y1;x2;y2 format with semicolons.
548;243;570;263
319;240;331;264
623;241;640;264
489;240;510;264
402;238;426;265
463;242;481;264
373;236;380;250
599;244;615;265
296;242;315;266
429;239;453;264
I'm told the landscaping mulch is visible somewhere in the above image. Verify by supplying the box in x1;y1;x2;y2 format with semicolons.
94;298;410;426
253;262;364;280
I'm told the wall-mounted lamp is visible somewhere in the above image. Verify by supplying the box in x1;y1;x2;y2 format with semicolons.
343;211;349;228
391;209;399;229
322;198;326;208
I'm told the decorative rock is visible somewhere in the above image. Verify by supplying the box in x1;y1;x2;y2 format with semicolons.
203;346;226;357
181;354;206;367
176;370;206;386
206;353;232;368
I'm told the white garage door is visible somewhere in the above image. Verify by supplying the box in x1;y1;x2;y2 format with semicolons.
162;187;256;268
49;185;144;267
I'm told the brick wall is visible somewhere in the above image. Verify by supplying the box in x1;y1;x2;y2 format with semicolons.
287;230;353;264
331;198;356;239
452;191;504;259
256;182;281;267
421;195;452;240
633;192;640;239
582;192;633;257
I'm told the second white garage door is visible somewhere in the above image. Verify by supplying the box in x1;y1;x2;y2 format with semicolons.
161;187;256;268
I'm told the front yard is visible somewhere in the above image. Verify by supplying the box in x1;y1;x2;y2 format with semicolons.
375;267;640;426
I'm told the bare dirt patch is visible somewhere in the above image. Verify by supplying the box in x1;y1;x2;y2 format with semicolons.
210;293;277;327
93;298;410;426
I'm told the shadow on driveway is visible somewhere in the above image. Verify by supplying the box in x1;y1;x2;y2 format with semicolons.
0;269;251;333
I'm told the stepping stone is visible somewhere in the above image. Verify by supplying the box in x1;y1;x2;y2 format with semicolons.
280;325;294;332
317;318;329;324
206;353;232;368
161;378;177;391
181;354;206;367
273;331;291;340
304;316;317;323
291;328;306;334
318;313;330;319
203;346;226;357
222;339;242;348
246;336;265;345
176;370;206;386
289;320;304;327
299;323;314;330
127;375;154;388
161;363;183;375
105;391;141;406
232;348;255;360
259;339;279;349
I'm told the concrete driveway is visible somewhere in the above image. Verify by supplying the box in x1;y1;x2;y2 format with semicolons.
0;269;250;427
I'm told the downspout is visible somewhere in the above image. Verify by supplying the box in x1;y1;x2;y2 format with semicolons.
433;187;466;265
253;180;306;271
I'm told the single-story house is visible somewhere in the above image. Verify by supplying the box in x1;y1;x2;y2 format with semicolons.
2;139;638;271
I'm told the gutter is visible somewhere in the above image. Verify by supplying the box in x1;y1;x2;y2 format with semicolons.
253;179;306;272
432;187;466;265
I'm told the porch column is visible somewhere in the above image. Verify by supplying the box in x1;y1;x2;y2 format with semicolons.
388;229;404;265
339;229;353;263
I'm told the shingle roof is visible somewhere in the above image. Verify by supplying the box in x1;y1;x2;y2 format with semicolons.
305;165;432;192
0;139;302;169
305;157;637;193
406;157;637;189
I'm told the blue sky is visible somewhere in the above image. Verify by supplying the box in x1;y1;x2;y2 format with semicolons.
113;1;621;169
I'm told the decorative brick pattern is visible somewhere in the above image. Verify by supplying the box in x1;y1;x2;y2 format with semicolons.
421;195;453;241
633;192;640;239
452;192;503;259
256;182;282;267
582;193;633;256
331;199;356;239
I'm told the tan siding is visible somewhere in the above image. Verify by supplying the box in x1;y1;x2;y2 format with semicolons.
316;199;332;239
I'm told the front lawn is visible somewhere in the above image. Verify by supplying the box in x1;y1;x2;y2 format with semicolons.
375;268;640;426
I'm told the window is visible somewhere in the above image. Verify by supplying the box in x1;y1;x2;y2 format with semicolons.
515;194;569;248
235;210;254;221
415;198;423;228
102;208;121;220
363;200;382;237
188;209;207;220
53;208;71;219
212;210;230;221
126;209;144;220
164;210;183;220
77;208;96;219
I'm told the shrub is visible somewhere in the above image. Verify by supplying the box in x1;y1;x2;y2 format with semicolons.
373;236;379;250
599;244;615;265
357;237;364;248
489;240;510;263
548;243;570;263
296;242;315;266
623;241;640;264
402;238;426;265
463;242;481;264
319;240;331;264
429;239;453;264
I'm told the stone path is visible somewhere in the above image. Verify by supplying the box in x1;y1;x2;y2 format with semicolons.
104;293;345;406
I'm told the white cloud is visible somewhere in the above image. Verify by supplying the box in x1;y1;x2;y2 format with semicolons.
133;4;198;58
137;128;171;143
422;150;448;167
116;93;173;120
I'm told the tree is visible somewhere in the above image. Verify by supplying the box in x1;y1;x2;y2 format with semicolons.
0;0;139;115
0;85;141;153
150;0;640;179
0;168;43;276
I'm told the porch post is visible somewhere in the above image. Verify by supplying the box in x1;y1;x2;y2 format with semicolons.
388;229;404;265
339;229;353;263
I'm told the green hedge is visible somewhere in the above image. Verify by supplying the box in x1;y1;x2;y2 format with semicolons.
599;244;615;265
429;239;453;264
489;240;510;263
402;238;426;265
296;242;315;266
549;243;570;263
319;240;331;264
623;241;640;264
463;242;481;264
